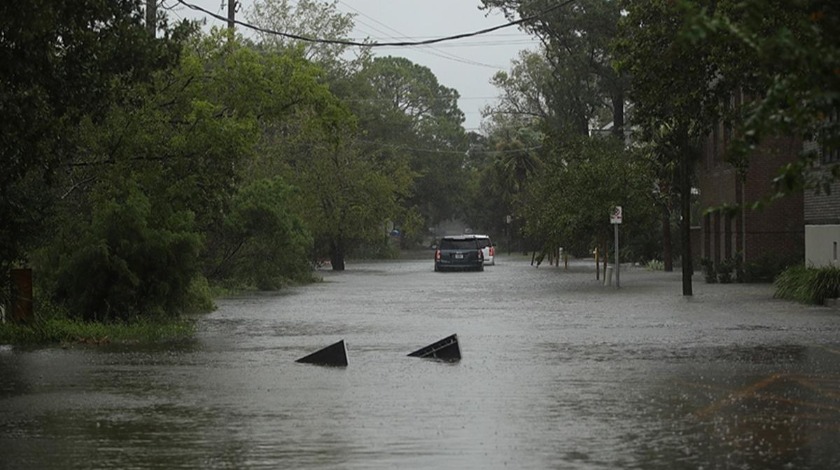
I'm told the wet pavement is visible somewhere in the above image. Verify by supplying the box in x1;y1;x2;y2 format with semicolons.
1;255;839;469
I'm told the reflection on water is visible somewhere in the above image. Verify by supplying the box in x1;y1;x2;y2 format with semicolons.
1;259;839;469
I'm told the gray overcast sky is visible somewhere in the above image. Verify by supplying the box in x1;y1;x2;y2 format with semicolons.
167;0;541;131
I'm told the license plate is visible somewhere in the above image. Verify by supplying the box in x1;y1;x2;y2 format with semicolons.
454;253;464;259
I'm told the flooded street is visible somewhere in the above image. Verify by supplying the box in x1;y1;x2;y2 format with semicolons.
2;256;840;469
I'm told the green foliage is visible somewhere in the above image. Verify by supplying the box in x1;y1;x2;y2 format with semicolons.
0;0;190;275
246;0;366;70
523;136;659;260
717;258;735;284
481;0;627;136
206;178;313;290
680;0;840;199
700;258;717;283
774;264;840;305
183;276;216;314
743;254;801;283
396;207;427;249
646;260;665;271
48;179;202;322
0;316;196;345
351;56;469;228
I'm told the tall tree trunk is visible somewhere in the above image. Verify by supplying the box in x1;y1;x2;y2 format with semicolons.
611;91;625;140
662;205;673;272
679;138;693;296
330;239;346;271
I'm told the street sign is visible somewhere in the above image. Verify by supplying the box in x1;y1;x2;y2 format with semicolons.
610;206;623;224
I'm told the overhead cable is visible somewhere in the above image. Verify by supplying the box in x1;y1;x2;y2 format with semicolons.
336;0;508;69
174;0;575;47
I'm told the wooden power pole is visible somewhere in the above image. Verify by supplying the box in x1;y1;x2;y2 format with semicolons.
146;0;156;37
227;0;236;30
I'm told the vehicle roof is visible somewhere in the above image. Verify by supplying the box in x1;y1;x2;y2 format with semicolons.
440;235;479;240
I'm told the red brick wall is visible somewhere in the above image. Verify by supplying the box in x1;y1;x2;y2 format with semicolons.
741;137;804;262
697;134;804;265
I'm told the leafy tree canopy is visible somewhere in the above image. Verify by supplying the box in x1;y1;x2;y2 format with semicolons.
0;0;191;273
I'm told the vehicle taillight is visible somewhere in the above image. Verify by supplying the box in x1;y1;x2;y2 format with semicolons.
435;249;441;261
489;246;495;257
479;250;484;261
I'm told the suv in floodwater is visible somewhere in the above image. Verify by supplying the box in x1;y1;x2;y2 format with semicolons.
434;235;484;272
473;234;495;265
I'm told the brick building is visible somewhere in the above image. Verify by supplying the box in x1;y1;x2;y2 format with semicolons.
804;134;840;267
695;109;805;273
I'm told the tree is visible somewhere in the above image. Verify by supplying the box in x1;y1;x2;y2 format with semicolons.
34;30;265;317
194;32;378;273
48;178;202;322
34;28;354;318
0;0;187;277
464;123;543;248
282;131;404;271
209;178;313;289
475;5;631;250
615;0;728;295
246;0;368;72
523;137;657;264
483;50;557;131
354;56;469;232
481;0;628;137
681;0;840;199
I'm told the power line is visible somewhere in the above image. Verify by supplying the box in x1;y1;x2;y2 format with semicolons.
174;0;575;48
336;0;508;69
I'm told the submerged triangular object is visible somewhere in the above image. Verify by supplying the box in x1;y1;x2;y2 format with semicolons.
295;340;348;367
408;334;461;361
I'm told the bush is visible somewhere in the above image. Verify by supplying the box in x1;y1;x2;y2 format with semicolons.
204;178;313;290
701;258;717;283
717;257;735;283
49;181;202;321
774;264;840;305
646;260;665;271
743;253;801;283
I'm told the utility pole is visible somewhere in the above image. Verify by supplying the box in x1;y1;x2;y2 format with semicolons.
227;0;236;31
146;0;156;37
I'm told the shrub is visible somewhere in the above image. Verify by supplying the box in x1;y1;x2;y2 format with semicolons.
646;260;665;271
50;181;202;321
204;178;313;290
774;264;840;305
743;253;802;283
717;257;735;283
701;258;717;283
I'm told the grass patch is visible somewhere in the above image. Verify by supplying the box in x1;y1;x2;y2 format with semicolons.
0;316;196;345
774;264;840;305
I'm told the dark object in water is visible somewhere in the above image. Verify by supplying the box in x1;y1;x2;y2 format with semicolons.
408;334;461;361
296;340;348;367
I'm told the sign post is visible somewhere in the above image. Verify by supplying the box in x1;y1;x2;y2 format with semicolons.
610;206;622;288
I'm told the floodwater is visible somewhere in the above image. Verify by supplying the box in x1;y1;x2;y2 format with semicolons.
2;256;839;469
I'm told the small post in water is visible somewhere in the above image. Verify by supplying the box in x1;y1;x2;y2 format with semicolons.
610;206;622;289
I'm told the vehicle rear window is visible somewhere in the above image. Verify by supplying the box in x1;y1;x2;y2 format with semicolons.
476;238;491;248
440;239;477;250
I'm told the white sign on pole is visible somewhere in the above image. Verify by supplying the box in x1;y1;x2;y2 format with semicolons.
610;206;623;224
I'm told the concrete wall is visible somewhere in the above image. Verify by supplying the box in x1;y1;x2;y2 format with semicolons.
805;225;840;267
